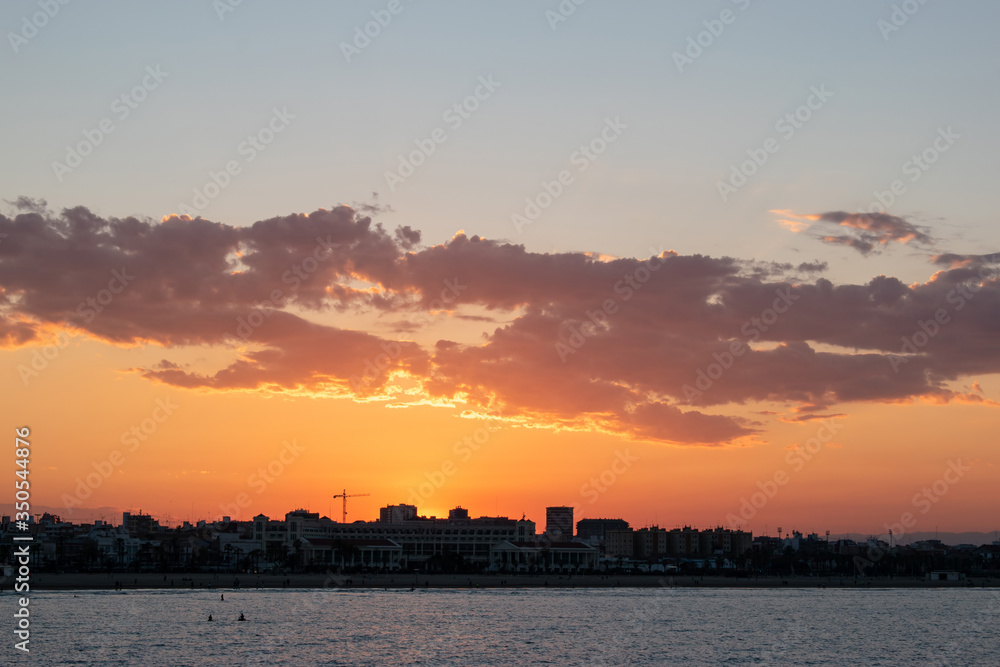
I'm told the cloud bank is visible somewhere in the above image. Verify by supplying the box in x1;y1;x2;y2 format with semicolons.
2;201;998;445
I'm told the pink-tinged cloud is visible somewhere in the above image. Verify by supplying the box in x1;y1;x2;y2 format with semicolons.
776;210;934;255
2;201;998;446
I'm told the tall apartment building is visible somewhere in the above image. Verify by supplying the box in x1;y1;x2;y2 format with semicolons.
545;506;574;540
634;527;668;559
673;526;701;556
605;529;635;558
122;511;156;537
604;526;752;560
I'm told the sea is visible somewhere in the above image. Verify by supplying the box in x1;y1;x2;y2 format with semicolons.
8;587;999;665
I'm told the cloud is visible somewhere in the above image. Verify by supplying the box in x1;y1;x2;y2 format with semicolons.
797;261;827;273
777;219;810;233
140;312;429;395
821;235;877;255
932;252;1000;270
817;211;933;245
778;412;847;424
775;210;934;255
2;204;998;447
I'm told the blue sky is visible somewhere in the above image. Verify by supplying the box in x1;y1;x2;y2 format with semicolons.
3;0;998;284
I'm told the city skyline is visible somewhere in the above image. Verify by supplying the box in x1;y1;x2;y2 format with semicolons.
16;498;997;549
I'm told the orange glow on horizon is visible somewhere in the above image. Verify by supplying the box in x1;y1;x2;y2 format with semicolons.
5;334;997;535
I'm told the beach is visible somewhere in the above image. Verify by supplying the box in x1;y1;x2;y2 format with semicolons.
19;572;997;590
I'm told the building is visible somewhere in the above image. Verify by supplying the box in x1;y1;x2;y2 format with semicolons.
489;540;600;572
545;506;574;540
694;527;754;557
576;518;630;543
634;527;668;560
605;529;635;558
122;511;156;536
379;504;417;523
253;507;537;570
669;526;701;556
731;529;753;556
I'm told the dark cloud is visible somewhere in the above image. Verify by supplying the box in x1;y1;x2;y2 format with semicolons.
394;225;421;249
3;196;49;214
821;235;877;255
816;211;933;246
932;252;1000;269
797;261;827;273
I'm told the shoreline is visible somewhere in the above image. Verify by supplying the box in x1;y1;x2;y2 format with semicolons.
17;572;999;591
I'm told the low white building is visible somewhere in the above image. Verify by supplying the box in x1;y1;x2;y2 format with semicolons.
489;540;599;572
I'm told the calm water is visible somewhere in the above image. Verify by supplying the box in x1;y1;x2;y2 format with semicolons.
7;587;999;665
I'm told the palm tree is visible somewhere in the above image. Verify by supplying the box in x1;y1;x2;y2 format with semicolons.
154;544;168;573
265;541;288;569
142;543;155;569
332;541;360;570
248;549;262;573
81;540;101;572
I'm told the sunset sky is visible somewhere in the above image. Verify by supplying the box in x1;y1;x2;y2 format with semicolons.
2;1;998;539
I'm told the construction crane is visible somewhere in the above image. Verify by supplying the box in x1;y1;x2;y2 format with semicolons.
332;489;369;524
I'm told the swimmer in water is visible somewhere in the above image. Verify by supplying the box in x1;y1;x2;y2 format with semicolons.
238;613;246;621
208;615;213;621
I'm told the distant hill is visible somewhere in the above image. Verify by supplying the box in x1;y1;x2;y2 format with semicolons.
900;532;1000;547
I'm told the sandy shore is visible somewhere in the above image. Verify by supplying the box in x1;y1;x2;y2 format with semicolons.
17;572;998;591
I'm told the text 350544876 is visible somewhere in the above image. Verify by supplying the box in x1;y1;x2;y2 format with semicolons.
13;426;32;653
